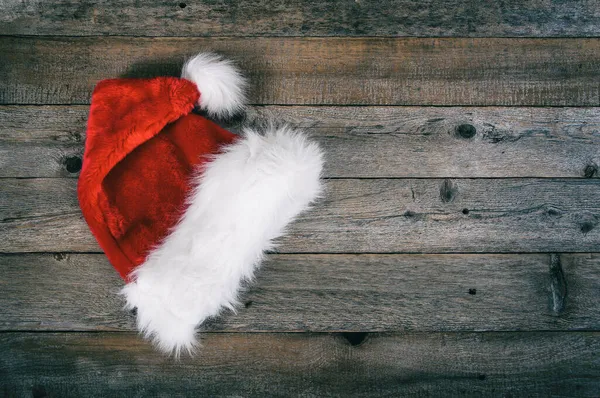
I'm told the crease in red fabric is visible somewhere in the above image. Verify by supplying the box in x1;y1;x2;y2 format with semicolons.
78;77;238;280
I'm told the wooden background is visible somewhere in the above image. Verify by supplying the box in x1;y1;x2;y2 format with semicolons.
1;1;600;396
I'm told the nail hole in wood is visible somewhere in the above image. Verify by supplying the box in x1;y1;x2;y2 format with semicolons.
456;124;476;139
179;2;186;8
478;374;487;381
584;163;598;178
462;208;470;215
468;288;476;295
65;156;82;173
341;332;368;346
244;300;253;308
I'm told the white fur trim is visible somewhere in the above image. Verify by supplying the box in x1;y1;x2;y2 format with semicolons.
181;53;246;118
121;126;324;356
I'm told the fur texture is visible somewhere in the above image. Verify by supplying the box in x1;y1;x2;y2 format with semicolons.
121;126;324;356
181;53;246;118
77;77;210;279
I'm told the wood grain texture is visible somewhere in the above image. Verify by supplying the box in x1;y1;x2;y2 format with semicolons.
2;178;600;253
2;37;600;106
3;105;600;178
1;0;600;37
1;332;599;397
1;1;598;395
1;253;599;332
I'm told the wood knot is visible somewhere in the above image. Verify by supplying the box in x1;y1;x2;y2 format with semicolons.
580;221;596;233
68;131;82;142
578;213;598;234
549;254;567;315
583;163;598;178
440;179;457;203
32;385;48;398
456;124;477;139
64;156;82;173
53;253;67;261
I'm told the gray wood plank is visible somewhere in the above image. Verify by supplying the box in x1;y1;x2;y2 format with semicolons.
3;106;600;178
1;332;598;397
0;253;598;332
1;178;600;253
2;37;600;106
1;0;600;37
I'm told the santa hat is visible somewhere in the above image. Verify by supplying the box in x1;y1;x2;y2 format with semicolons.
78;53;323;356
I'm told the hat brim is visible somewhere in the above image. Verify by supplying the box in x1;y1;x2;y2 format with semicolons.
120;125;324;356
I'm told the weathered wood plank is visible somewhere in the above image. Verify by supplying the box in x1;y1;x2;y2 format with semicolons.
1;332;598;397
3;106;600;178
2;0;600;37
1;178;599;253
2;37;599;106
1;253;599;332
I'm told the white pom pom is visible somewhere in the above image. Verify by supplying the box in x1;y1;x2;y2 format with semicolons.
181;53;247;118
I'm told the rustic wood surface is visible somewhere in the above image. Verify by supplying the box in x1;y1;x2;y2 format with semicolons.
2;178;599;253
1;332;599;397
3;105;600;178
2;37;600;106
2;0;600;37
1;0;599;396
0;253;598;332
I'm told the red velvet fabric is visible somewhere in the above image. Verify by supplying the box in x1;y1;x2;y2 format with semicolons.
78;77;238;280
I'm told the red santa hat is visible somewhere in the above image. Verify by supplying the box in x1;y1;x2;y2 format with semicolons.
78;53;323;356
